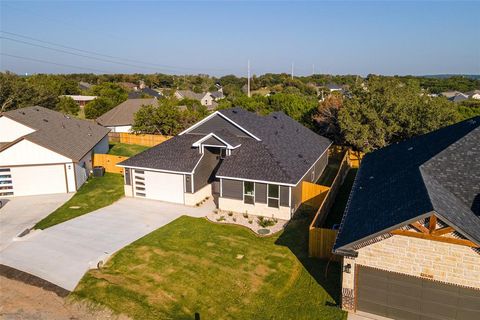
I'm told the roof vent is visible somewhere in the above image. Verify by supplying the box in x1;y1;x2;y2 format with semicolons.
275;131;278;135
88;133;92;136
35;108;40;111
20;111;25;115
232;110;238;114
298;154;303;158
43;119;48;122
369;176;374;180
408;146;413;151
273;115;278;119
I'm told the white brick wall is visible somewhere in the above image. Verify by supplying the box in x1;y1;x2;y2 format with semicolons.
341;234;480;310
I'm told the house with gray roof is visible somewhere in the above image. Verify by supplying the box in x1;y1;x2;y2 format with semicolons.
174;90;218;110
333;117;480;319
96;98;157;133
118;107;331;220
0;106;109;197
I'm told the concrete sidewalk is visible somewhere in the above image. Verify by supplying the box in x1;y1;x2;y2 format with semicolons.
0;197;214;291
0;194;72;251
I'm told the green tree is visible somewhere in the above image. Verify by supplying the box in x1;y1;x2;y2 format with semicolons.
132;100;181;135
338;77;459;152
84;98;113;119
56;96;80;115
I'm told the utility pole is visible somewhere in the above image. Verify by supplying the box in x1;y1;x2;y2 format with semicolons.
247;59;251;98
291;62;294;79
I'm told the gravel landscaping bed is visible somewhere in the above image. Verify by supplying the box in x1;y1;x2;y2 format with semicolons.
205;210;288;235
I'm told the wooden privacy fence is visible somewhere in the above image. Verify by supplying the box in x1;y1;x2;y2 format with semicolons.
301;182;330;208
93;154;129;174
348;150;364;168
308;151;350;260
309;228;340;261
109;132;171;147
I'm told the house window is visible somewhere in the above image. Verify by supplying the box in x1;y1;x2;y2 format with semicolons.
268;184;279;208
243;181;255;205
125;168;131;185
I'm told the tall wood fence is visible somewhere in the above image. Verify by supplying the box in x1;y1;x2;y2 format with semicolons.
93;154;129;174
308;150;350;261
109;132;171;147
301;182;330;208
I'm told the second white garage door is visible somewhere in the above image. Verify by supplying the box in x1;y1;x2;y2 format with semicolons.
141;170;184;204
10;164;67;196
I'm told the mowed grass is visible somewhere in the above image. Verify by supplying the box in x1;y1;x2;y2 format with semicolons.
34;173;124;230
73;209;346;320
108;143;149;157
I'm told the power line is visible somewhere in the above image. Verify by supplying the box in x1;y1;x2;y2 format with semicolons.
0;30;232;73
0;36;181;72
0;53;111;73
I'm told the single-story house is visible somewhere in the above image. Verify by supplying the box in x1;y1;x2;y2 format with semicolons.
174;90;217;110
61;95;97;108
96;98;157;133
334;117;480;319
466;90;480;100
118;107;331;220
0;106;109;197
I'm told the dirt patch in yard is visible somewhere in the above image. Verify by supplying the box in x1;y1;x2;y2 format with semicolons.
0;275;130;320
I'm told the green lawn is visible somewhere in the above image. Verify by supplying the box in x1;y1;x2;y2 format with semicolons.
108;143;149;157
73;208;346;320
323;169;358;229
34;173;124;230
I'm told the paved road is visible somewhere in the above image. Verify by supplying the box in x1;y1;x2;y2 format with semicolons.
0;197;214;291
0;194;72;251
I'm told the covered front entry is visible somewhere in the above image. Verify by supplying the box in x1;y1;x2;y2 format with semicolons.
356;265;480;320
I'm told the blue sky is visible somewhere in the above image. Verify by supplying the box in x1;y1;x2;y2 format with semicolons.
1;1;479;76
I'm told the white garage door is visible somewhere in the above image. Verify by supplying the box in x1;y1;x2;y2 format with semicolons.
10;165;67;196
136;170;184;204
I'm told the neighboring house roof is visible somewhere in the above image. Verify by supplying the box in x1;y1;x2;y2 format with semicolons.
1;106;109;161
326;83;343;90
142;87;162;98
96;98;156;127
210;91;224;100
466;89;480;98
78;81;93;90
334;117;480;254
449;93;468;103
61;95;97;102
120;107;332;185
176;90;207;101
441;91;461;98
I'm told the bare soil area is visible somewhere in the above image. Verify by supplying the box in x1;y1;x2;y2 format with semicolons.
0;275;130;320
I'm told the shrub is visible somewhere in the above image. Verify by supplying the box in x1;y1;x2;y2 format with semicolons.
248;219;253;224
233;217;237;222
243;212;249;218
257;216;276;228
227;211;233;216
216;216;226;222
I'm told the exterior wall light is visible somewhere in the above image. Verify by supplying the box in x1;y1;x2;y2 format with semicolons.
343;263;352;274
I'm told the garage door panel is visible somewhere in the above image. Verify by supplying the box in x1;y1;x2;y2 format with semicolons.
357;266;480;320
140;171;184;204
11;165;66;196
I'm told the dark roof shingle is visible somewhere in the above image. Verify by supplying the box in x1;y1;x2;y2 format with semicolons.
334;117;480;252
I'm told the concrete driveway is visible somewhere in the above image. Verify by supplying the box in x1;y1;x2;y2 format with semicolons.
0;194;73;251
0;197;214;291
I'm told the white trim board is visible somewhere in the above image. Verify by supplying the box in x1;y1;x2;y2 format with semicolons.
192;132;241;149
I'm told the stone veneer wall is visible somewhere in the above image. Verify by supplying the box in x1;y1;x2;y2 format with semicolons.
341;234;480;310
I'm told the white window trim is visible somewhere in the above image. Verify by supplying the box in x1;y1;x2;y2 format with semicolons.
267;184;280;208
243;180;255;205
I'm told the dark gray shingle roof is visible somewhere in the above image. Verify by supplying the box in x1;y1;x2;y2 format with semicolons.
2;106;109;161
118;134;203;173
334;117;480;252
96;98;156;126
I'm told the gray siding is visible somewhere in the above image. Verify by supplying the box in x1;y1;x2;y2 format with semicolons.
255;183;267;203
185;174;192;193
222;179;243;200
280;186;289;207
291;150;329;211
189;114;249;137
193;148;220;192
